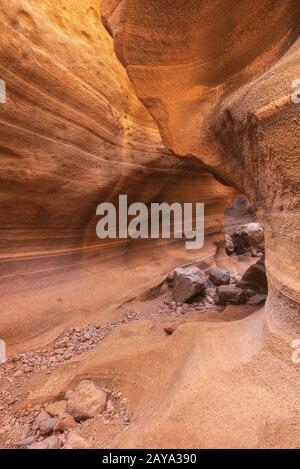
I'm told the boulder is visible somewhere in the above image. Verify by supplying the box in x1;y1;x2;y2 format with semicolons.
231;222;264;255
215;285;244;305
209;268;230;286
247;294;267;306
172;267;206;302
66;380;107;421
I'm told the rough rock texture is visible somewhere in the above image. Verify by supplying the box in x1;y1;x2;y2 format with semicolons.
29;435;60;450
66;380;107;421
231;223;265;255
102;0;300;336
64;431;90;450
173;267;206;302
209;268;230;286
0;0;235;348
0;0;299;451
248;294;267;307
225;235;235;255
215;285;244;306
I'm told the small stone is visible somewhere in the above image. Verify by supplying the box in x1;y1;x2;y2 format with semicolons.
63;430;90;449
46;400;67;417
106;400;115;414
65;389;75;400
28;441;48;450
39;417;57;435
29;435;60;450
32;410;51;431
66;380;107;421
164;327;174;336
123;416;130;425
230;274;242;284
225;234;235;255
57;433;66;446
247;294;267;306
54;413;77;432
166;271;174;284
209;268;230;286
206;287;216;298
15;436;36;448
215;285;244;306
205;296;214;305
56;338;68;347
45;435;61;449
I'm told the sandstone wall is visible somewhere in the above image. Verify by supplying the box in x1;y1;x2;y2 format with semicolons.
0;0;234;348
102;0;300;336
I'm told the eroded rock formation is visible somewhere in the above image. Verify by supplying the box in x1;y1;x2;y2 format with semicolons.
0;0;299;450
0;0;235;348
102;0;300;336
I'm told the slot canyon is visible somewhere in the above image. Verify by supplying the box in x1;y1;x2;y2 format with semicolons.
0;0;299;450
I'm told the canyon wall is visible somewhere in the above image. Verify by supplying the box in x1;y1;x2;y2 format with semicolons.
0;0;299;449
102;0;300;336
0;0;234;349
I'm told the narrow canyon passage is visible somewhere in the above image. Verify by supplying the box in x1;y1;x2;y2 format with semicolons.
0;0;299;450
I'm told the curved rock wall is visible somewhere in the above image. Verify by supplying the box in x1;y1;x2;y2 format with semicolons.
0;0;234;348
102;0;300;335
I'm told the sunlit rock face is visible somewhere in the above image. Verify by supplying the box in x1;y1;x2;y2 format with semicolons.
0;0;235;347
102;0;300;334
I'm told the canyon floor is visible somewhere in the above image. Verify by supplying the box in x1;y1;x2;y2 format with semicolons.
1;253;299;449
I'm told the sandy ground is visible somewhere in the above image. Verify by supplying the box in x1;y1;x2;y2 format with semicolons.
1;255;299;449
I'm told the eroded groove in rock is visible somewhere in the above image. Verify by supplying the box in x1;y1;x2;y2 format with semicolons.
0;0;236;347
